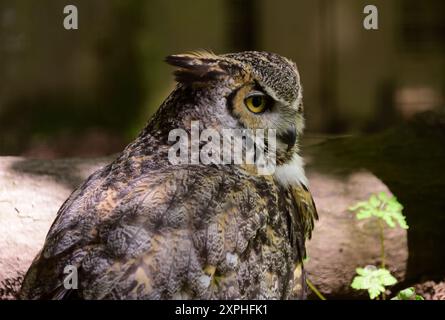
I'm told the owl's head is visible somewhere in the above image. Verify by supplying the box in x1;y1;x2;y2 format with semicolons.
164;50;306;183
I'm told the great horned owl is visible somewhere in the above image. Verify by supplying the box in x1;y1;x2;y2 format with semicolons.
20;51;317;300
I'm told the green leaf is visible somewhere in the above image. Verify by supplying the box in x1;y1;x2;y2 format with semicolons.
350;266;398;300
379;272;397;286
399;287;415;299
349;192;409;229
356;209;373;219
355;267;368;276
369;284;385;299
391;287;424;300
378;192;390;202
351;276;365;289
369;195;380;207
383;214;396;228
348;201;369;211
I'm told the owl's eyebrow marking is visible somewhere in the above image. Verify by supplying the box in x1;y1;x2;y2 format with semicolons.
252;81;267;93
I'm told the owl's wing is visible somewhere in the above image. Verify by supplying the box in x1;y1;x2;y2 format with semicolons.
20;164;289;299
19;164;113;299
288;184;318;259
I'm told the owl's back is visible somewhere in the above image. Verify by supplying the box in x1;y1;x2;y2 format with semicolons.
20;157;306;299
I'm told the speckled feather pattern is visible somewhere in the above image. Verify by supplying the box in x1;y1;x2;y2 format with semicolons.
20;51;317;300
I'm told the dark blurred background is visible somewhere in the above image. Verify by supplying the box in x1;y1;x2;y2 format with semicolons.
0;0;444;159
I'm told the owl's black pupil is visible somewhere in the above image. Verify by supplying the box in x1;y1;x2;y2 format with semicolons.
251;96;263;107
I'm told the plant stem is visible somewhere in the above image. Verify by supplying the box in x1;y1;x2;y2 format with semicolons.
306;278;326;300
378;219;385;269
378;218;386;300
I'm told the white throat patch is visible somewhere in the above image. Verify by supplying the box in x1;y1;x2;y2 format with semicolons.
273;153;308;187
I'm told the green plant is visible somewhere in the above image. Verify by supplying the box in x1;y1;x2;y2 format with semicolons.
350;266;397;299
391;287;424;300
303;255;327;300
306;191;424;300
349;192;408;229
306;277;326;300
349;192;418;300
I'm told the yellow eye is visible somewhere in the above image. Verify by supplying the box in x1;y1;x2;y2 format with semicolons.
244;95;268;113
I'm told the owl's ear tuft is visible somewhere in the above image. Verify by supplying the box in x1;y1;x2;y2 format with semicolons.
165;52;228;84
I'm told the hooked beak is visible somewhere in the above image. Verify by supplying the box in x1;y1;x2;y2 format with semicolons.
278;126;297;151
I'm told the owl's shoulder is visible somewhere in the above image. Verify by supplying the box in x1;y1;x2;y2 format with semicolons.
40;163;273;258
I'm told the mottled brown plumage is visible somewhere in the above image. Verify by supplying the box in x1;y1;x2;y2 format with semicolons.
20;51;317;300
